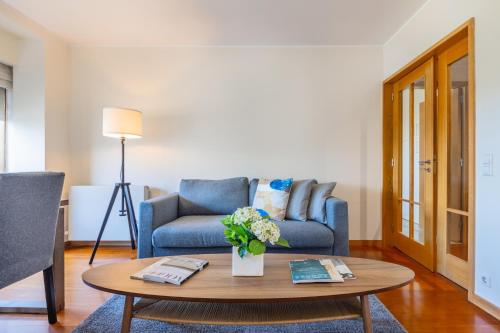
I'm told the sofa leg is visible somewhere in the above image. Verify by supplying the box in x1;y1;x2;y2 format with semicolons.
43;265;57;324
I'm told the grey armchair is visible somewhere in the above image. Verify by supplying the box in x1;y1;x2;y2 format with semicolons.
0;172;64;324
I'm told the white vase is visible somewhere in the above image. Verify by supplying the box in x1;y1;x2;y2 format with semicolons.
232;247;264;276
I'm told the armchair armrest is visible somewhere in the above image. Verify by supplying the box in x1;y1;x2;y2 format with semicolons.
137;193;179;258
325;196;349;256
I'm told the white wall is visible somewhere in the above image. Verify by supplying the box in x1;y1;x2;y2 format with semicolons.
0;2;71;196
0;25;46;172
8;38;45;172
44;37;71;195
384;0;500;307
69;46;383;240
0;25;19;65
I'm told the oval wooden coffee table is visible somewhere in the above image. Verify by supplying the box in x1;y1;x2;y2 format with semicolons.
82;254;414;333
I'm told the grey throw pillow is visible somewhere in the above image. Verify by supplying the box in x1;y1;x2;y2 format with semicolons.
248;178;259;205
178;177;249;216
285;179;316;221
307;182;337;223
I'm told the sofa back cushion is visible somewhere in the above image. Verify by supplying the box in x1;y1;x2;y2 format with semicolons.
178;177;249;216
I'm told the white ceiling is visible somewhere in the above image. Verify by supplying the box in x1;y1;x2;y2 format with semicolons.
3;0;427;46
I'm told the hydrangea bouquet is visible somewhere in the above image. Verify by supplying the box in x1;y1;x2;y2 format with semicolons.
221;207;290;258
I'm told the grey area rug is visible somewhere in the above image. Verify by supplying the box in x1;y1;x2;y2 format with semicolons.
72;295;406;333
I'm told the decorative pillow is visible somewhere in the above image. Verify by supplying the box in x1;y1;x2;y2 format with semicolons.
285;179;316;221
307;182;337;223
248;178;259;206
178;177;249;216
252;178;293;221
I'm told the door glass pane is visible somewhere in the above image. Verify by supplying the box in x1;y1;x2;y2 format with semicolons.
447;56;468;211
413;77;425;243
413;78;425;204
401;86;410;201
413;204;424;244
401;201;410;237
447;212;468;261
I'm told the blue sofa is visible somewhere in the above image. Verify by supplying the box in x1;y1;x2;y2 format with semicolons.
137;177;349;258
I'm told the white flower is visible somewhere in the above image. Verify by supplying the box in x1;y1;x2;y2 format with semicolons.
233;207;262;225
250;219;281;245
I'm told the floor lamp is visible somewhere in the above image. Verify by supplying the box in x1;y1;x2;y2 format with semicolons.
89;107;143;264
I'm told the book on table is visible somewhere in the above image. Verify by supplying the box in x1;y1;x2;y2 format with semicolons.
289;258;356;284
130;256;208;285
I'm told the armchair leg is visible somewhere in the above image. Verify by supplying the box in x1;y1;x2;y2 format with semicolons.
43;265;57;324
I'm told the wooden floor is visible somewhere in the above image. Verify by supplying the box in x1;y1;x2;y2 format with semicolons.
0;245;498;333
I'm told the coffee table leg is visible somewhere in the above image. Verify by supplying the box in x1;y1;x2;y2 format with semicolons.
360;295;373;333
121;296;134;333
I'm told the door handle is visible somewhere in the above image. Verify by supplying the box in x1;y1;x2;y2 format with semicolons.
419;159;436;173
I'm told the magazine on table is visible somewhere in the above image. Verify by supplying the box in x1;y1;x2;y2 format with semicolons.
330;258;357;280
289;258;356;284
130;256;208;285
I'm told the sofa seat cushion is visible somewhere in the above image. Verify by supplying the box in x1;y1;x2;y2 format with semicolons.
153;215;228;248
270;220;334;249
152;215;334;249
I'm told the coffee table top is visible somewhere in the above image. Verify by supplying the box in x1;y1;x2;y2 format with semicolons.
82;254;414;303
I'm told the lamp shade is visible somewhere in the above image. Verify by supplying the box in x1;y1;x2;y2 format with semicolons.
102;107;143;139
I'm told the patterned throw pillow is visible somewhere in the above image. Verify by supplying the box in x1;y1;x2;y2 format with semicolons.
252;178;293;221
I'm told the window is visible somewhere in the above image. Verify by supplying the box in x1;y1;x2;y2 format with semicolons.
0;63;12;172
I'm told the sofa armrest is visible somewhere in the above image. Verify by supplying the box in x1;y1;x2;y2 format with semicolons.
137;193;179;258
325;196;349;256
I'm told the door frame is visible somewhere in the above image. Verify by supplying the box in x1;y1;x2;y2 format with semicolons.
382;18;475;286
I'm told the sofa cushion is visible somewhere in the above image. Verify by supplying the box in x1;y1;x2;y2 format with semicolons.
248;178;259;205
152;215;334;249
285;179;316;221
307;182;337;223
178;177;249;216
252;178;293;221
153;215;227;248
271;220;334;248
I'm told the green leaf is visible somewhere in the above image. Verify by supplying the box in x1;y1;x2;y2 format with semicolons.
238;233;248;244
234;224;247;236
221;215;233;227
248;239;266;255
222;214;256;249
275;237;290;248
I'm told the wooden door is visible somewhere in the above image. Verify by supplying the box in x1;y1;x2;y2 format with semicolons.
436;38;471;288
392;59;435;270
